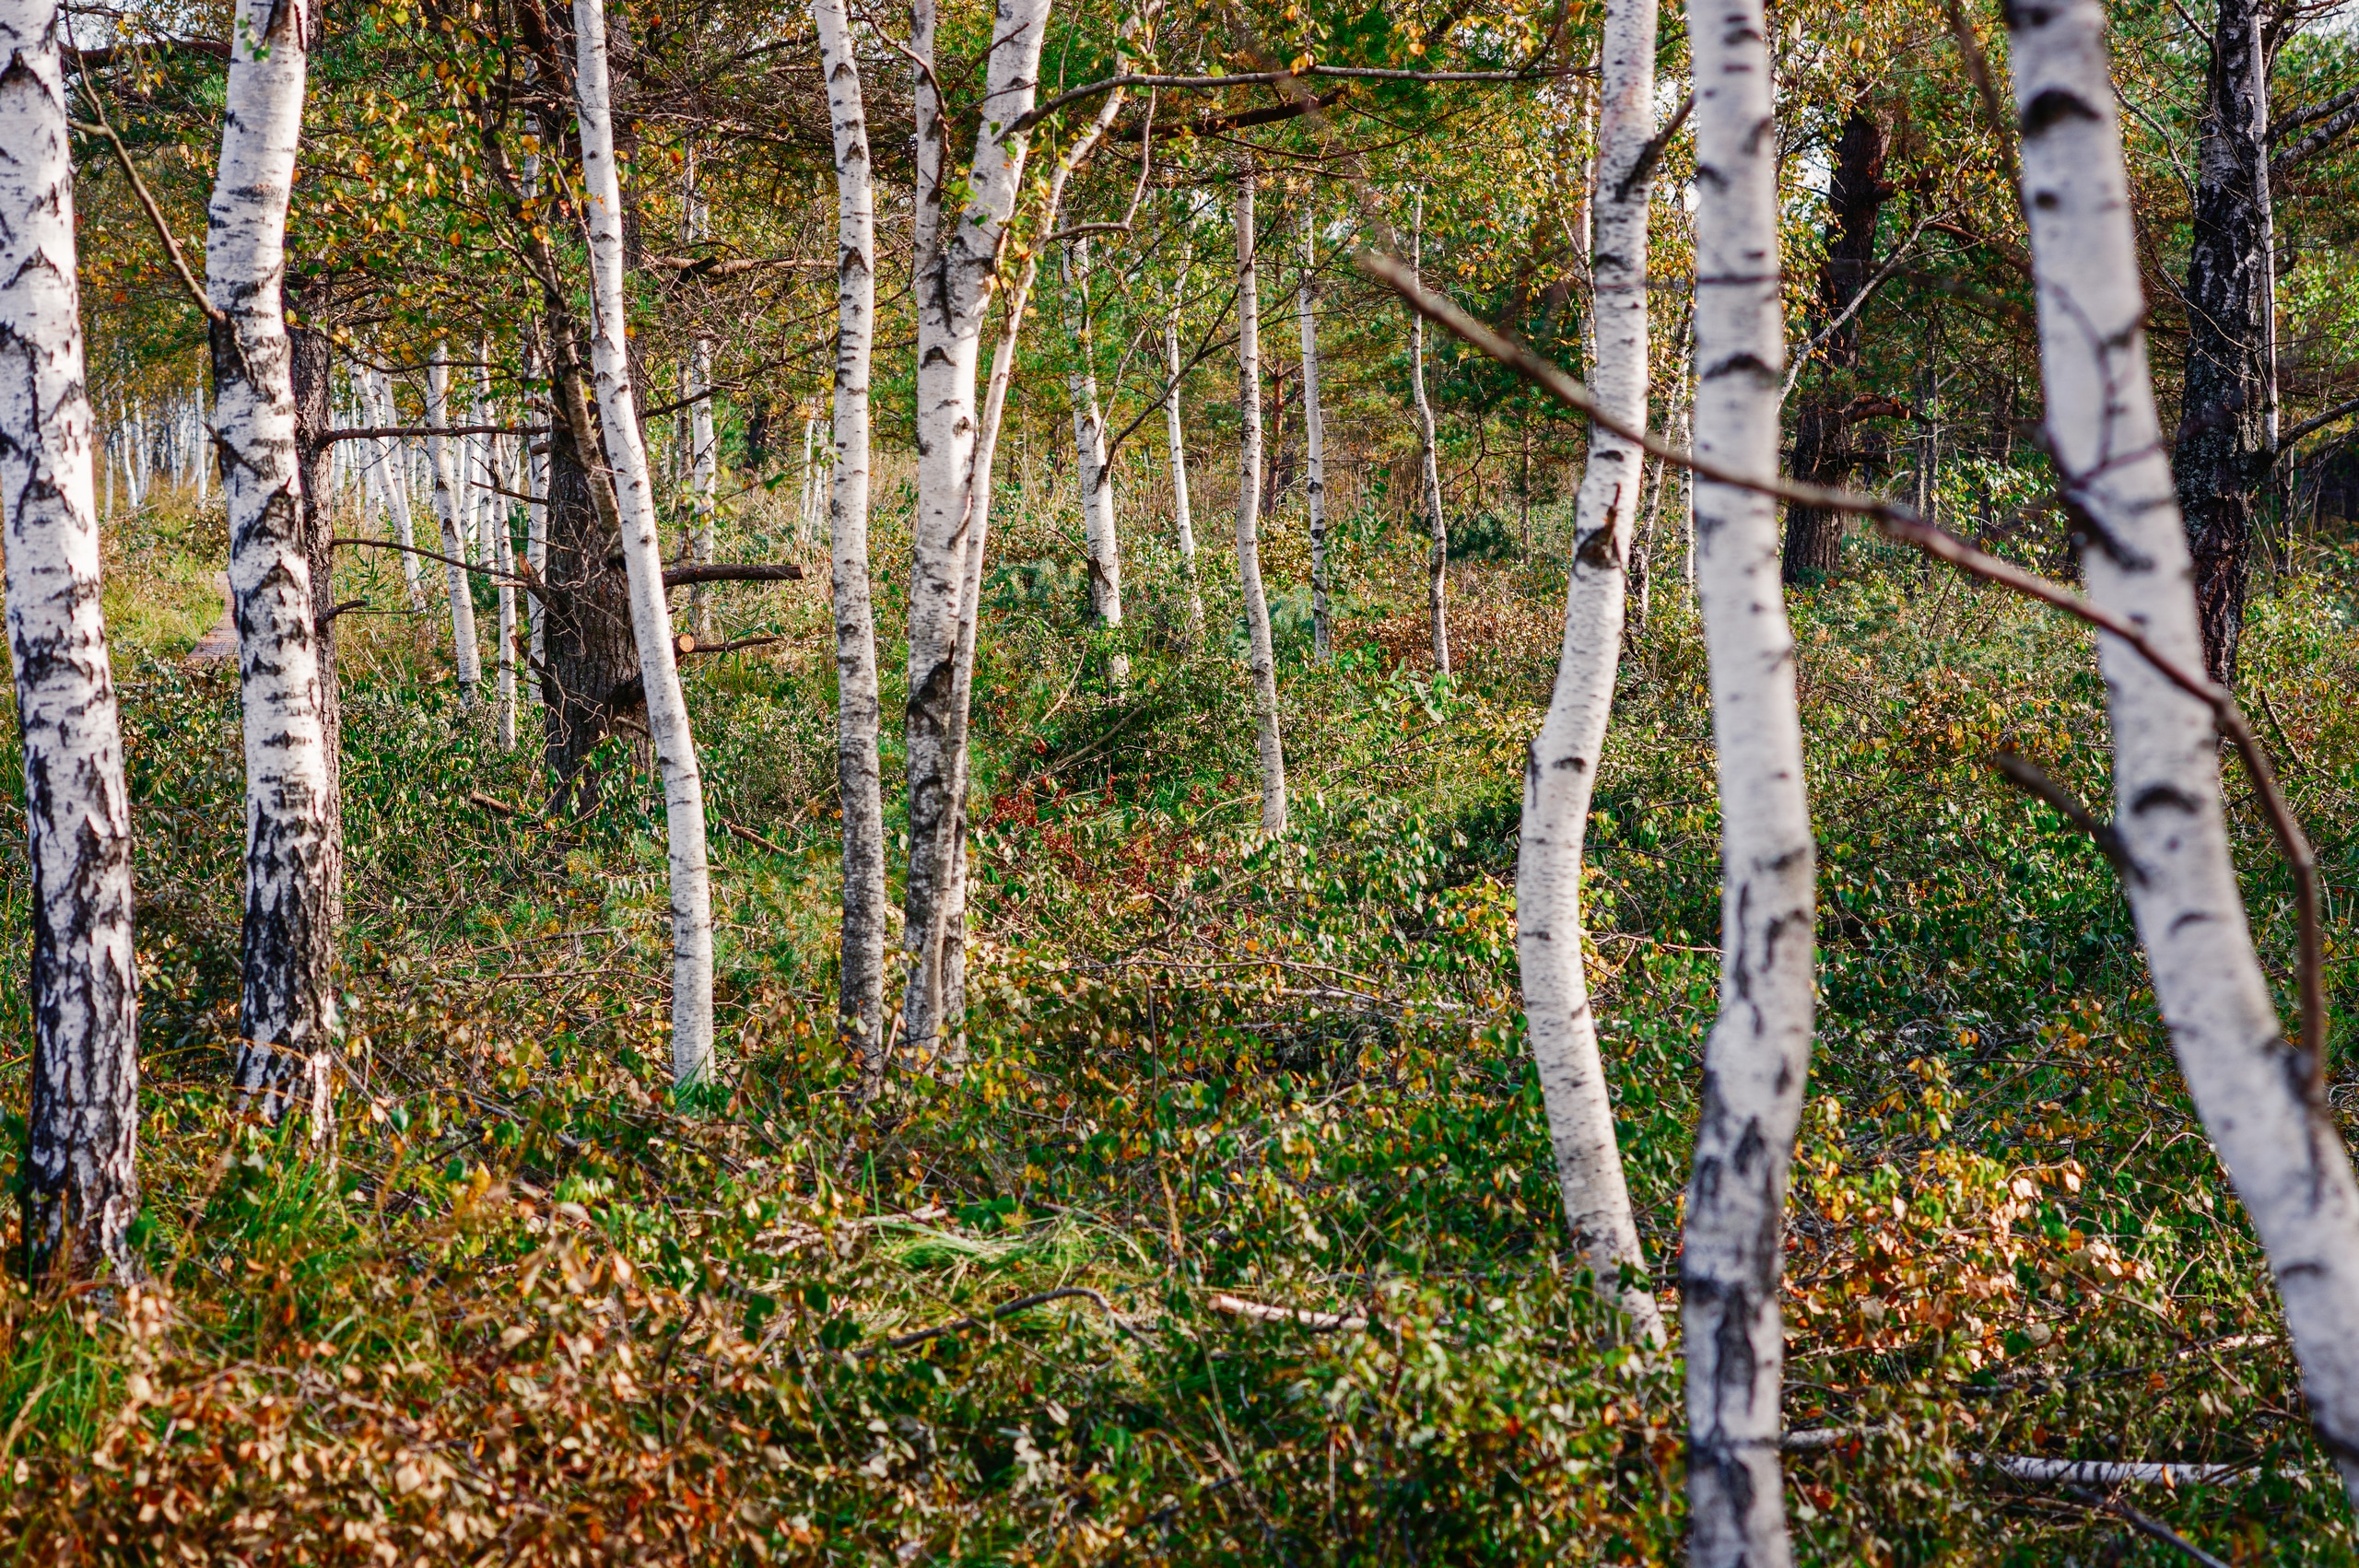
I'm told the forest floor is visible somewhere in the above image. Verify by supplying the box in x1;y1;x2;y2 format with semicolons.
2;485;2355;1564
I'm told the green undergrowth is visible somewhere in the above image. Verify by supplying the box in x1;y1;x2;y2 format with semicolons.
3;491;2359;1562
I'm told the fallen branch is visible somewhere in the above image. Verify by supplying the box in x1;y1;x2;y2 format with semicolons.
719;818;790;857
2060;1486;2234;1568
681;634;786;658
324;422;549;445
661;563;805;588
857;1287;1149;1354
1210;1293;1368;1332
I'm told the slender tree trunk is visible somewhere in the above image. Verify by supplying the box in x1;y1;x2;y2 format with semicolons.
426;344;483;696
2177;0;2273;687
1234;163;1288;837
898;0;1057;1077
1683;3;1816;1562
521;337;548;690
1782;110;1889;583
1061;238;1124;652
208;0;337;1130
815;0;888;1075
1515;0;1665;1346
1163;296;1203;633
574;0;717;1087
2;0;140;1281
681;153;719;644
367;369;428;611
1411;192;1449;675
288;312;343;930
195;368;210;506
1297;206;1332;662
474;358;518;750
2009;0;2359;1509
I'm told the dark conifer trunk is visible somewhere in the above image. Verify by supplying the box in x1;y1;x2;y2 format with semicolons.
2177;0;2273;687
1783;109;1890;582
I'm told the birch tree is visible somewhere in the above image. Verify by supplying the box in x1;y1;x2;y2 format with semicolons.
2008;0;2359;1507
1234;163;1287;837
475;358;517;749
1163;283;1203;633
814;0;888;1069
1297;205;1331;662
573;0;717;1088
2;0;139;1279
207;0;338;1128
1060;237;1124;661
1682;0;1816;1560
1410;190;1449;676
365;368;427;612
426;344;483;697
1514;0;1663;1346
898;0;1056;1074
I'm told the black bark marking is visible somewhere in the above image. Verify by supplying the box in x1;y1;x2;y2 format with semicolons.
2130;782;2201;816
2020;88;2101;137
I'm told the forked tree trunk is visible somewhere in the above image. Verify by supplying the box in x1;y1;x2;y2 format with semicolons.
814;0;889;1071
208;0;338;1131
1515;0;1665;1347
1411;191;1449;676
1297;205;1331;661
1163;292;1203;633
1234;165;1288;837
1060;238;1124;648
898;0;1057;1077
574;0;717;1087
2;0;140;1281
1683;2;1817;1562
2177;0;2273;687
426;344;483;697
2008;0;2359;1509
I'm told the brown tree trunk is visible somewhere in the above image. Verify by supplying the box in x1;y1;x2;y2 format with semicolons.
2177;0;2273;687
1783;108;1890;583
537;322;640;807
288;312;342;927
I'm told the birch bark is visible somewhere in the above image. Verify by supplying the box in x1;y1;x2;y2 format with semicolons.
815;0;889;1070
1234;165;1287;837
1060;239;1123;643
2008;0;2359;1508
426;345;483;696
898;0;1056;1073
574;0;717;1086
1163;298;1203;632
1682;2;1814;1562
366;369;427;611
1410;191;1449;676
1515;0;1663;1345
475;359;517;749
921;81;1126;1068
2;0;140;1279
1297;206;1331;662
208;0;337;1129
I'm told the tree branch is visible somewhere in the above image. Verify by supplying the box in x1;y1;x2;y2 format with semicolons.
660;563;805;588
1358;244;2329;1106
69;94;221;326
2280;393;2359;450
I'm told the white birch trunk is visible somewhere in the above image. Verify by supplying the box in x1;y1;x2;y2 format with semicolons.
475;360;517;750
574;0;716;1087
1297;206;1331;662
898;0;1056;1072
1411;192;1449;676
1682;4;1815;1562
2008;0;2359;1507
1234;165;1287;836
1163;302;1203;633
195;366;210;506
365;369;426;611
815;0;889;1069
1060;239;1123;639
1515;0;1664;1346
1;0;140;1279
426;345;482;695
687;335;717;641
522;337;548;684
208;0;337;1129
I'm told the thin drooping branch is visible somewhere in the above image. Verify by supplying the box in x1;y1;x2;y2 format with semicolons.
1358;246;2326;1105
68;78;220;326
1009;62;1568;134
